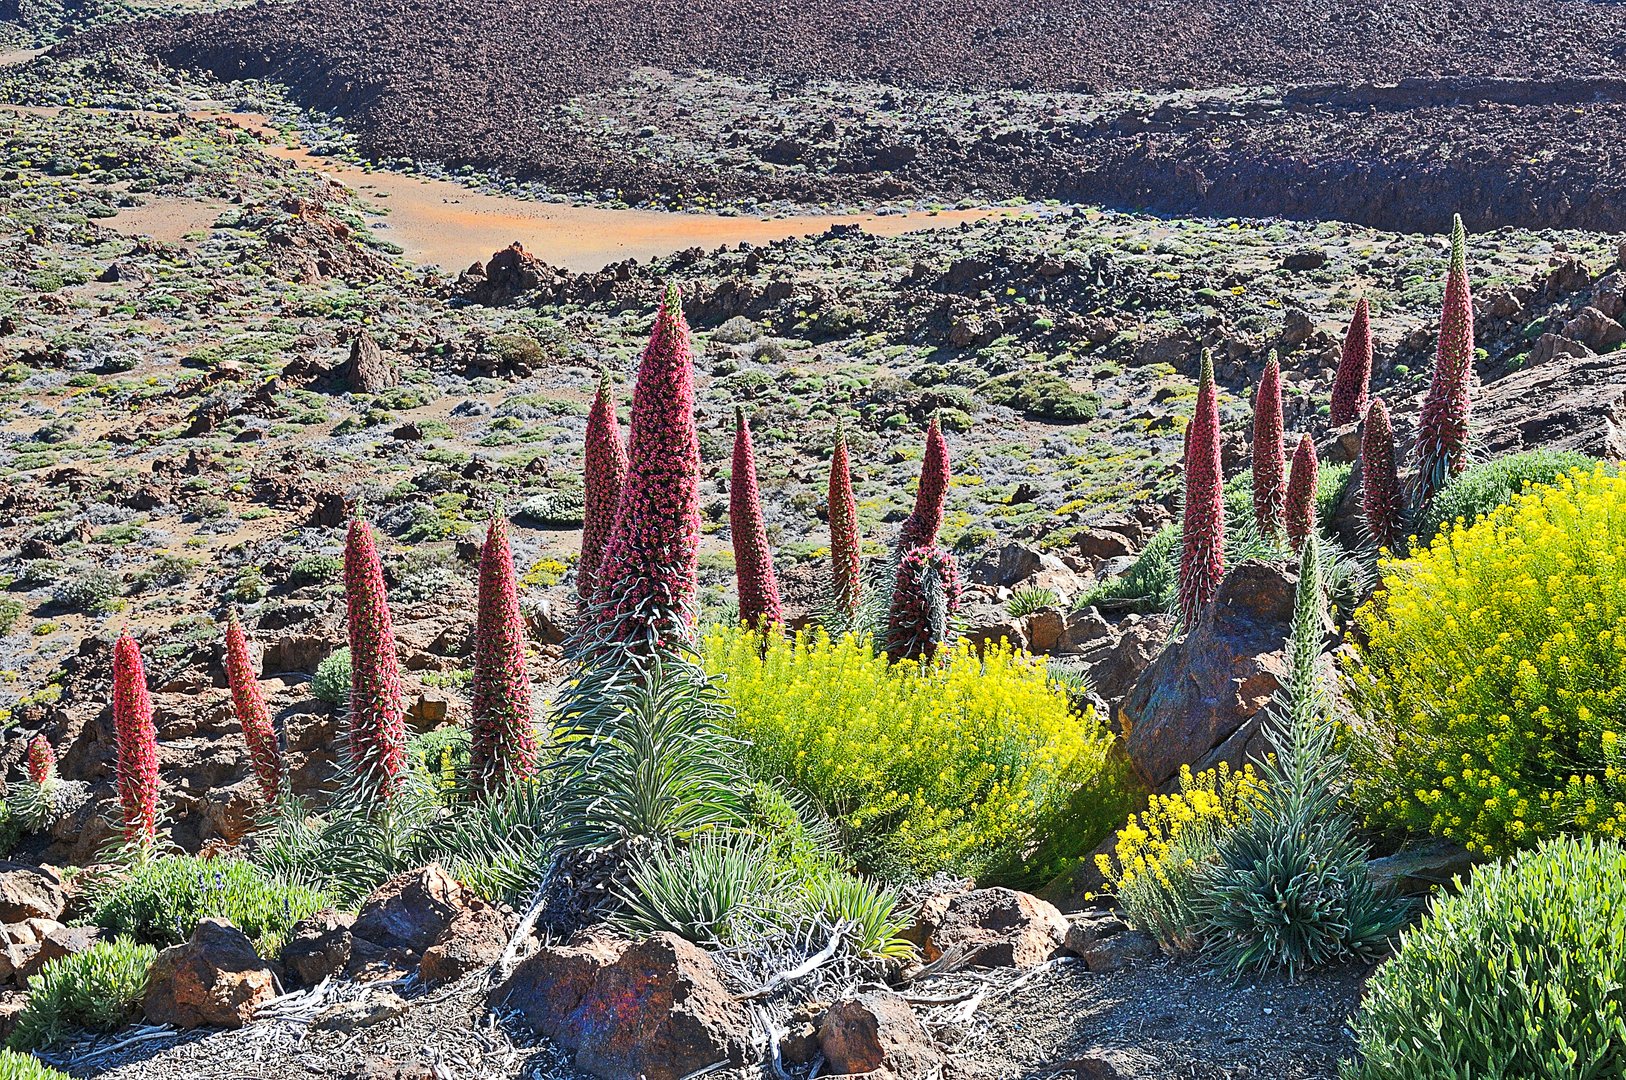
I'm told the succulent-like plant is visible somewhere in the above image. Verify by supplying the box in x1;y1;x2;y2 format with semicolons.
885;546;962;663
592;284;702;655
343;518;407;797
470;515;542;798
224;615;281;803
1179;350;1225;626
111;632;159;847
1252;352;1286;541
1360;398;1406;552
26;735;56;788
1285;434;1319;553
1329;296;1373;427
897;415;950;552
729;406;783;630
579;373;627;603
1413;214;1475;507
828;419;862;622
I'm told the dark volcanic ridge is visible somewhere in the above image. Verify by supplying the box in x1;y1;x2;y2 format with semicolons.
63;0;1626;233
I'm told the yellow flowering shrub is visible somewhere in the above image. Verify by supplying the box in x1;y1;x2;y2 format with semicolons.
1095;762;1263;951
702;627;1130;884
1348;465;1626;855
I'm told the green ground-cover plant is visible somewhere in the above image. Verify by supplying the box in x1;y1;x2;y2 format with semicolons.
0;1048;70;1079
1349;465;1626;855
7;938;156;1050
85;855;328;956
1409;448;1601;547
1345;834;1626;1078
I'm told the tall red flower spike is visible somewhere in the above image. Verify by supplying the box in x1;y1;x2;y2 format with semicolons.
1414;214;1475;506
224;615;281;803
1252;352;1286;541
579;373;627;604
470;515;542;797
885;546;963;663
1329;296;1373;428
1179;350;1225;627
898;415;950;552
1285;433;1320;553
1360;398;1406;552
828;419;862;622
344;518;407;797
26;735;56;788
593;283;702;652
729;407;783;630
112;632;159;846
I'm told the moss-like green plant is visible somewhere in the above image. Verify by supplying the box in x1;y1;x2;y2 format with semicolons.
8;938;156;1050
1411;448;1600;547
86;856;328;956
1345;834;1626;1079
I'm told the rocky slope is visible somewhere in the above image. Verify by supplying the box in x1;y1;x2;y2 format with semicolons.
59;0;1626;229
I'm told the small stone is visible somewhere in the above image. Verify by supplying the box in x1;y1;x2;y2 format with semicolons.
1063;910;1128;957
1079;929;1161;973
312;989;409;1032
818;990;941;1078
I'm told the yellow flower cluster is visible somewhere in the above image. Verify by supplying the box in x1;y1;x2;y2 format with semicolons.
1348;465;1626;855
702;627;1123;882
1094;762;1262;951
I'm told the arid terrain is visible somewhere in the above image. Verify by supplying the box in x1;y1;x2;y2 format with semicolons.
0;3;1625;1079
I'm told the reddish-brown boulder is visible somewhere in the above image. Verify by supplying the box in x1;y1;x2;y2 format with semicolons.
352;864;467;953
818;990;941;1078
1119;560;1300;790
143;919;277;1029
498;931;751;1080
906;887;1067;969
418;900;511;985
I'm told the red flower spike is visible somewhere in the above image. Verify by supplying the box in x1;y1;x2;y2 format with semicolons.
1329;296;1373;428
1414;214;1475;506
1360;398;1406;552
344;518;407;797
1252;352;1286;541
593;283;702;652
26;735;56;788
1178;350;1226;626
828;419;862;621
224;615;281;803
112;632;160;846
1285;434;1320;553
470;515;542;798
729;407;783;630
898;415;950;552
579;373;627;603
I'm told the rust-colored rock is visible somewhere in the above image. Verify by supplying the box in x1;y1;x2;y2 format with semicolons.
907;887;1067;969
418;900;511;985
352;863;468;953
818;990;942;1079
498;931;751;1080
280;908;354;987
143;918;277;1030
0;864;65;924
1119;560;1301;791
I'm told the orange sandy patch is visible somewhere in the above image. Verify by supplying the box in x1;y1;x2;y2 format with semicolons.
203;112;1013;272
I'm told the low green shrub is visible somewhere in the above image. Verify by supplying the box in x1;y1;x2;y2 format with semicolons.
311;648;351;704
0;1049;71;1079
7;937;156;1050
703;627;1130;885
1345;834;1626;1079
86;856;328;956
50;567;120;616
978;371;1101;422
1411;448;1600;547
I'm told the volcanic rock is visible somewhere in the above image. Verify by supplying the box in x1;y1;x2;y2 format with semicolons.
143;919;277;1030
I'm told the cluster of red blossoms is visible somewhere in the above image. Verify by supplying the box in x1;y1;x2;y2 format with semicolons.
1178;217;1477;628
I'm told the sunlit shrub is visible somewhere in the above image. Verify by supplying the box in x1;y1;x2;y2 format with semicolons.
1349;465;1626;855
0;1049;70;1079
1345;834;1626;1079
7;938;156;1050
1410;448;1600;547
1096;762;1263;952
702;627;1129;884
87;856;328;956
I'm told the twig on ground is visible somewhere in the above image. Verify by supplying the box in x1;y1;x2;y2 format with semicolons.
737;921;850;1001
